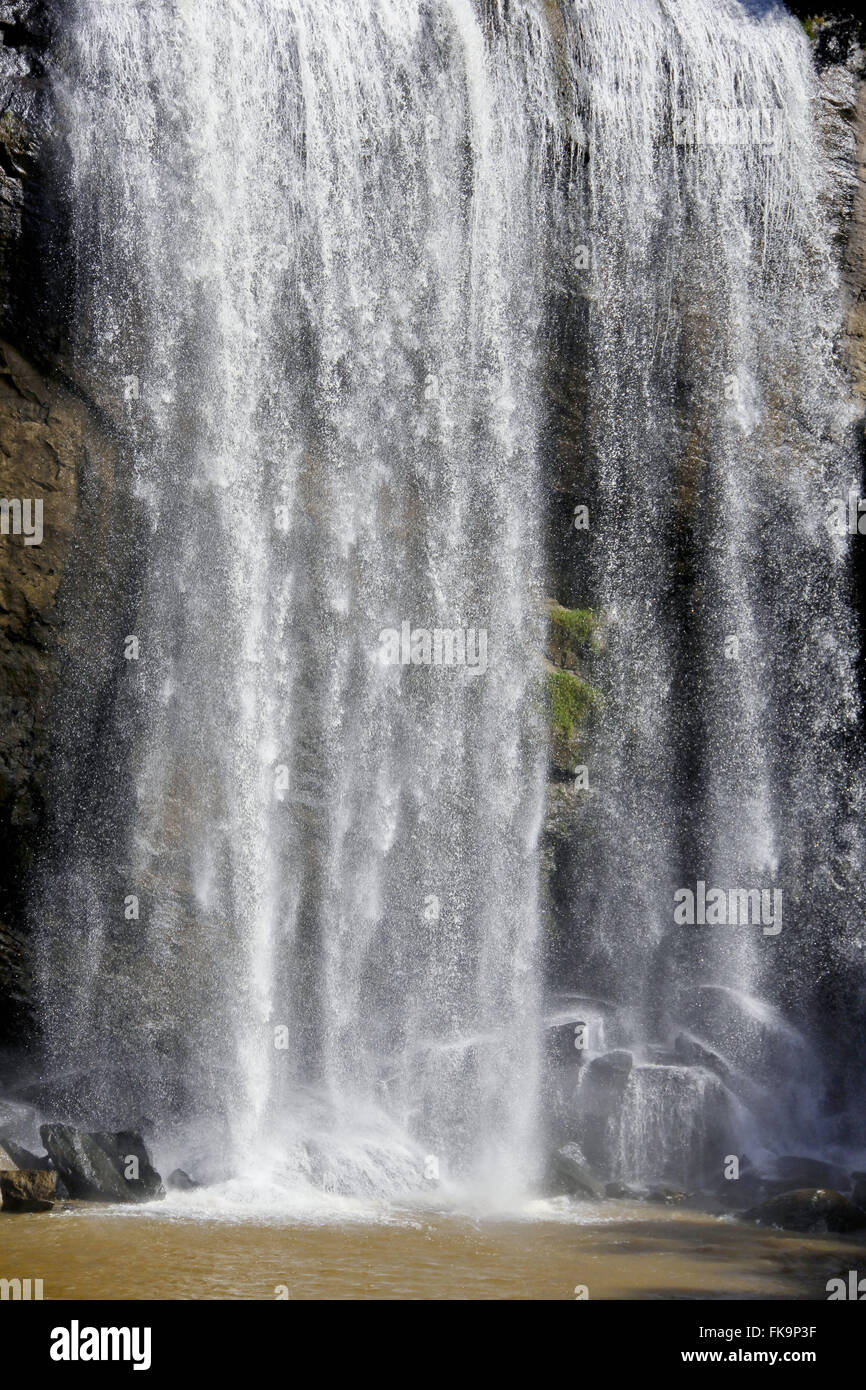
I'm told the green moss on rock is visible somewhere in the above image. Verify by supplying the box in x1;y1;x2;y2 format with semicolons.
545;664;602;776
546;598;602;670
547;666;599;731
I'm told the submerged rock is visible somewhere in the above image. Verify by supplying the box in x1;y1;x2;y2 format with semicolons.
39;1124;165;1203
744;1188;866;1234
0;1168;56;1212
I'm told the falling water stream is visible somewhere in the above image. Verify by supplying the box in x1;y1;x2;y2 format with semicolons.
30;0;865;1214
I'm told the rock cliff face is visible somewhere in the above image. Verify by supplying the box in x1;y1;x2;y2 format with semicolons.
1;1;70;367
0;342;117;1033
825;24;866;707
0;2;118;1041
1;1;866;1066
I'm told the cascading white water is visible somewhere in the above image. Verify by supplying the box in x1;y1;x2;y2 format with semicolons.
33;0;864;1206
38;0;567;1203
556;0;864;1178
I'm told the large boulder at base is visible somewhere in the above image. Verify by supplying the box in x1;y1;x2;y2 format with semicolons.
91;1132;166;1201
771;1156;850;1190
0;1168;56;1212
744;1188;866;1234
570;1050;634;1171
549;1143;606;1200
39;1124;165;1203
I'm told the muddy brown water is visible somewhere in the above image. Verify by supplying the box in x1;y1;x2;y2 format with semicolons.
3;1201;865;1299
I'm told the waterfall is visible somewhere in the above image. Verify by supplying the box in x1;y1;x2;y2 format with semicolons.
551;0;864;1178
34;0;864;1206
37;0;563;1201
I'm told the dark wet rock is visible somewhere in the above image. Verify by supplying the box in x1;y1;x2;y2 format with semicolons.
549;1142;605;1200
678;986;812;1081
674;1033;733;1084
0;1166;55;1211
569;1050;634;1173
771;1155;850;1190
543;1019;593;1069
91;1130;165;1201
591;1049;634;1077
0;1132;49;1169
39;1123;165;1203
713;1164;767;1209
540;1001;622;1146
167;1168;198;1191
674;1034;776;1124
39;1124;130;1201
0;341;120;1045
744;1188;866;1234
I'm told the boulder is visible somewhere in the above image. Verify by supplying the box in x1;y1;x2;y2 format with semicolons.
549;1143;606;1199
572;1050;634;1172
744;1188;866;1234
678;986;811;1081
771;1155;850;1190
91;1131;165;1201
166;1168;198;1191
0;1168;56;1212
544;1020;593;1069
589;1049;634;1078
615;1062;734;1190
39;1124;165;1203
674;1033;733;1084
714;1166;767;1209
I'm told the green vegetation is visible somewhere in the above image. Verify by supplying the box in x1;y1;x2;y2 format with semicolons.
545;666;602;776
546;600;602;670
546;667;602;739
543;599;603;775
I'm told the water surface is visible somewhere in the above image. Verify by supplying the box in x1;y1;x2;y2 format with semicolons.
4;1203;865;1299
